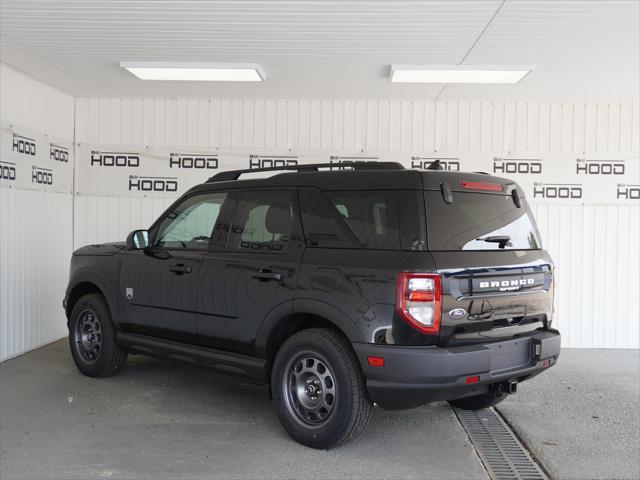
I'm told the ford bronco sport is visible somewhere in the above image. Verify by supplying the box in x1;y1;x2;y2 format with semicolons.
64;161;560;449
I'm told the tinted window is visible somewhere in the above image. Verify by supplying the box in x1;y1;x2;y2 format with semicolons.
227;190;293;252
425;191;541;251
300;188;402;250
298;188;353;248
155;192;227;249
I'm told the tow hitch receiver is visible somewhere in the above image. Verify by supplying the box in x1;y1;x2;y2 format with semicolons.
492;381;518;396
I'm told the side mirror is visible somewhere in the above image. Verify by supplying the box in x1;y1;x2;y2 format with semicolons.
126;230;149;250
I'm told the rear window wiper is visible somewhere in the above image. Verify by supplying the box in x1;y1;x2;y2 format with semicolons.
476;235;512;249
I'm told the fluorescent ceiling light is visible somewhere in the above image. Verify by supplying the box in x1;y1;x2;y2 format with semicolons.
120;62;264;81
390;65;532;84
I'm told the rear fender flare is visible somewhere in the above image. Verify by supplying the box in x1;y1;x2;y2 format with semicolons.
253;298;365;358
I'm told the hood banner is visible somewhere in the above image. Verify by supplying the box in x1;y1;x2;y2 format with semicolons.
73;143;639;204
3;127;637;205
0;123;74;194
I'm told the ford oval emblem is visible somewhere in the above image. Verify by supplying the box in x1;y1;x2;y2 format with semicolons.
449;308;467;319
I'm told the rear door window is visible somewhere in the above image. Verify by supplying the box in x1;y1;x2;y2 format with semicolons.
425;191;542;251
226;190;294;253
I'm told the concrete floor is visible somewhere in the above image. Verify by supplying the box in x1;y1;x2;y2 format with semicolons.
0;340;486;480
1;340;638;480
496;349;640;480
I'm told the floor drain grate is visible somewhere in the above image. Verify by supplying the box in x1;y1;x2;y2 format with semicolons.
454;407;548;480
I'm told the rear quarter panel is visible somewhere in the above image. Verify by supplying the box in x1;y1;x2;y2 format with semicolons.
295;248;439;345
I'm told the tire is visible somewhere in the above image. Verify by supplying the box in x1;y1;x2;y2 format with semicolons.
271;328;372;449
68;293;127;378
448;390;507;410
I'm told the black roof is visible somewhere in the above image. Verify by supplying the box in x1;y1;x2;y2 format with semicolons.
187;161;521;195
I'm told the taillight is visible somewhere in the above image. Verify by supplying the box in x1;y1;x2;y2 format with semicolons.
550;269;556;326
396;273;441;334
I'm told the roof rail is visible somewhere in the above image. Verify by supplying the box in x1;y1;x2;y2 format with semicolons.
206;161;405;183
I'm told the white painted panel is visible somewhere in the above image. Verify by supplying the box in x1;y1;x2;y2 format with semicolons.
0;64;74;361
0;188;73;360
73;195;173;248
0;64;74;139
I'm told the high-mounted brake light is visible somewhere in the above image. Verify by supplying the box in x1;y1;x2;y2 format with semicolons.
460;180;504;192
396;273;441;334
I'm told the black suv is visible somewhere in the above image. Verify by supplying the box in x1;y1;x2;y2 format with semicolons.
64;161;560;449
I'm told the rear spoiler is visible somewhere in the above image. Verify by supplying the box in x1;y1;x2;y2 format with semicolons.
439;180;522;208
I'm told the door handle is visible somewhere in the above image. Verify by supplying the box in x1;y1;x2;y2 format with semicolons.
252;269;282;282
169;264;192;275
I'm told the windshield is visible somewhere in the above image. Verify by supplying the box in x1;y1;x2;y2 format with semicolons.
425;191;542;251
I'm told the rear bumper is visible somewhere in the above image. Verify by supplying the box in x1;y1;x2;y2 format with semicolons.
353;329;560;410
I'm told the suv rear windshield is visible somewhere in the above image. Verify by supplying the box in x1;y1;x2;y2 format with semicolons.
425;191;541;251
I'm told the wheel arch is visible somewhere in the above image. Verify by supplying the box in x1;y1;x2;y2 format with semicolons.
255;299;365;381
65;276;116;328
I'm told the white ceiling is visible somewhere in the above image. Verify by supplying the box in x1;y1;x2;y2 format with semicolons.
0;0;638;100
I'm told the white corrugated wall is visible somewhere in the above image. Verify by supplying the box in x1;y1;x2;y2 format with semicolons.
0;64;75;361
74;99;638;153
73;98;640;349
1;67;638;360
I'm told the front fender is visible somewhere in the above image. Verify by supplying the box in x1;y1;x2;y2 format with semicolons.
65;258;121;328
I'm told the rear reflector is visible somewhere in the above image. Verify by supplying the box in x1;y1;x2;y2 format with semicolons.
460;180;504;192
367;356;385;367
465;375;480;385
396;272;441;334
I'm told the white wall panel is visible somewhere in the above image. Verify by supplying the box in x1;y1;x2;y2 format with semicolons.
0;64;75;361
74;98;640;155
0;189;73;361
0;64;74;140
73;195;173;249
532;204;640;349
73;97;640;349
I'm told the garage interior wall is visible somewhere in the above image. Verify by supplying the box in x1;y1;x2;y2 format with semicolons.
1;62;638;360
0;64;75;361
73;97;639;350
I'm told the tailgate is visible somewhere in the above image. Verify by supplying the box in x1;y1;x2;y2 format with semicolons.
432;251;554;347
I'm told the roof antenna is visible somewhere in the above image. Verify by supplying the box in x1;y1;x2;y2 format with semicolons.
427;159;444;170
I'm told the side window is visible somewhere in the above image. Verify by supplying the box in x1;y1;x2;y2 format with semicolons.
227;190;294;252
299;188;403;250
155;192;227;249
298;188;355;248
324;191;400;250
